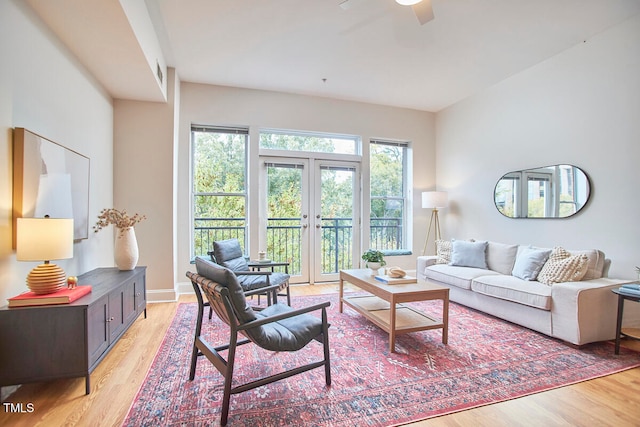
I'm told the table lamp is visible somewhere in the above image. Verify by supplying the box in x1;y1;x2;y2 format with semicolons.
422;191;448;255
17;217;74;294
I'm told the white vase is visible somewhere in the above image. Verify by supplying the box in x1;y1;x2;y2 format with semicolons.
114;227;139;271
367;262;382;274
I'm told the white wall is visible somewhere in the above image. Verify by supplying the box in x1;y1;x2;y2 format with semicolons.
176;84;436;288
120;0;167;100
113;68;179;301
436;14;640;279
0;0;115;303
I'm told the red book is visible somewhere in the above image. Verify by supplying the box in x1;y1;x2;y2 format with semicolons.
8;286;92;308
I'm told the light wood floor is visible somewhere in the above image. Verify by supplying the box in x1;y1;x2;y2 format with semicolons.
1;283;639;426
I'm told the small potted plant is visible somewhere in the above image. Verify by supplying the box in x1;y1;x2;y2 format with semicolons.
362;249;386;273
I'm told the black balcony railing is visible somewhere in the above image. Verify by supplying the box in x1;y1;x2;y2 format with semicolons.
194;217;403;276
193;218;246;257
266;218;302;274
370;217;403;251
320;218;353;274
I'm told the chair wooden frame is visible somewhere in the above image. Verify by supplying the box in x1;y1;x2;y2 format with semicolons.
187;272;331;426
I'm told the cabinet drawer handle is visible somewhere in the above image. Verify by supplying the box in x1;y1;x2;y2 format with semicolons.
107;317;114;322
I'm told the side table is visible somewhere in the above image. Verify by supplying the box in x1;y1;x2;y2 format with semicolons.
247;260;291;305
612;287;640;355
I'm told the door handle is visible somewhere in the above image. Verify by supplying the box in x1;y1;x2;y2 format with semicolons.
302;224;308;228
316;224;321;229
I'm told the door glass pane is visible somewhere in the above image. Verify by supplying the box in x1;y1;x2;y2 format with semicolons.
266;163;303;275
320;166;355;274
527;176;550;217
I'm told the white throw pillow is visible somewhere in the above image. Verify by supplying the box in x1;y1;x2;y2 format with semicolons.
511;246;552;281
449;240;488;269
486;241;519;275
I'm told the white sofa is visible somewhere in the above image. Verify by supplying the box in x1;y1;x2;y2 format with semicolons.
417;241;640;345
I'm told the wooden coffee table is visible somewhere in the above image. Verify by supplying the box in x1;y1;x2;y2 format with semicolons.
339;269;449;353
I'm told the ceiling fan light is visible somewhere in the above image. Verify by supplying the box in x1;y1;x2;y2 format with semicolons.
396;0;422;5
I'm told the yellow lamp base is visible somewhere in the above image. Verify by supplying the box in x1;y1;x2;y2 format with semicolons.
26;263;66;294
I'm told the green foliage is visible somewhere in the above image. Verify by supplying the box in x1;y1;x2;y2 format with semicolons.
259;132;356;154
193;132;245;194
370;144;403;199
193;130;406;261
361;249;386;266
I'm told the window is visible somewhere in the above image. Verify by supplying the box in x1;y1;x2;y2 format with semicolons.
526;172;551;218
191;125;248;257
495;173;520;217
260;129;358;154
369;139;409;252
557;165;586;217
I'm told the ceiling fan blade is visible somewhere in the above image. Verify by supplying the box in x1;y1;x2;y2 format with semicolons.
412;0;434;25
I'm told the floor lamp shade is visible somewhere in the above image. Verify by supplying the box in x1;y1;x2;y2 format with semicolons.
422;191;448;255
17;217;74;294
422;191;448;209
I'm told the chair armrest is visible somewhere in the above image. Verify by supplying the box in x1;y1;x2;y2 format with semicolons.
248;261;290;268
244;283;283;297
235;271;272;276
238;301;331;330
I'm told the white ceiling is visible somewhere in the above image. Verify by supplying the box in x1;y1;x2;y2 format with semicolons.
27;0;640;112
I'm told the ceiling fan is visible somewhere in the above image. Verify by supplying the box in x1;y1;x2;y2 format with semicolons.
340;0;435;25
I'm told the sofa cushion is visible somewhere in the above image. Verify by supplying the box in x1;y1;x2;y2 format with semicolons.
424;264;500;290
511;246;552;281
435;239;451;264
449;240;488;269
537;247;589;285
486;241;518;275
567;249;605;280
471;275;552;310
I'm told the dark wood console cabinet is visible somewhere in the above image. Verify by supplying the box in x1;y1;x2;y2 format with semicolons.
0;267;146;395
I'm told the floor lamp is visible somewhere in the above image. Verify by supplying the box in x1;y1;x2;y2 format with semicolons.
422;191;448;256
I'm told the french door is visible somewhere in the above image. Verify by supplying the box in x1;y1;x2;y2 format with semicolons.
260;157;360;284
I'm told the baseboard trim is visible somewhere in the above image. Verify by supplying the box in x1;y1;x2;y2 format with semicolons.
147;288;178;303
176;280;195;296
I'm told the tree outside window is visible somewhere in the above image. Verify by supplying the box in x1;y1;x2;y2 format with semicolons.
370;140;409;252
191;126;247;257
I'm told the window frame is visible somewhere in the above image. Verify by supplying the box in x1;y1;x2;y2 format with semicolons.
368;139;411;254
190;125;249;258
259;128;361;156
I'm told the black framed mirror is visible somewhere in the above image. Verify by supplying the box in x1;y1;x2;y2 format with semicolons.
494;164;590;218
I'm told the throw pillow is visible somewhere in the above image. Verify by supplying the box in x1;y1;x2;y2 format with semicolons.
537;247;589;285
435;239;452;264
511;246;552;281
486;241;519;275
449;240;488;269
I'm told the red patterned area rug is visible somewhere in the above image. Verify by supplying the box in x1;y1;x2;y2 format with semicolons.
123;295;640;426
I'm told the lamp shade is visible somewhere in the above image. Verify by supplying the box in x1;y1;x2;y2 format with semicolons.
422;191;448;209
396;0;422;5
17;217;74;261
